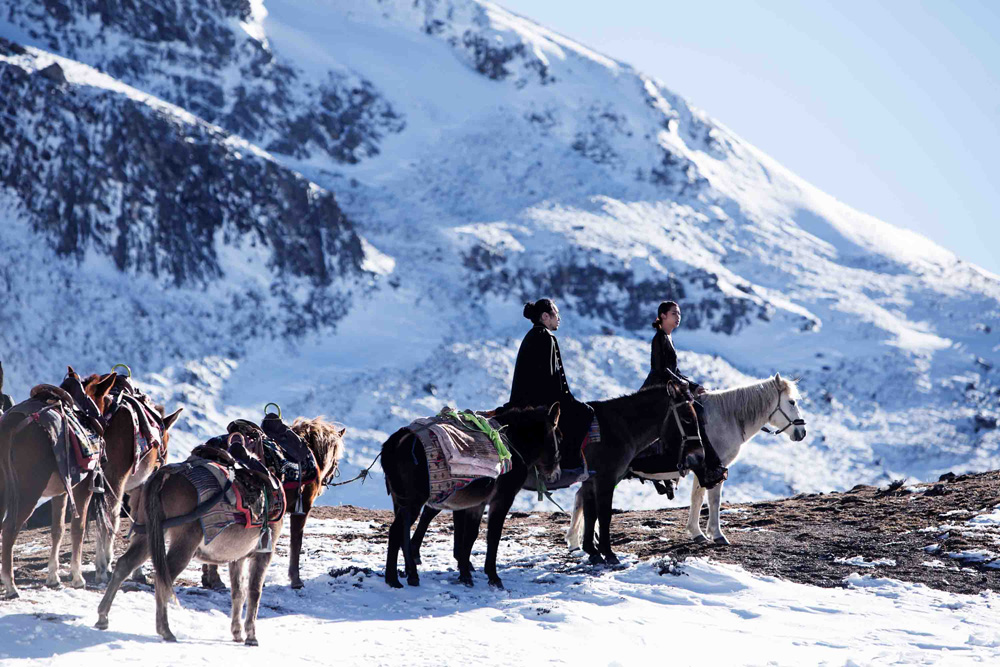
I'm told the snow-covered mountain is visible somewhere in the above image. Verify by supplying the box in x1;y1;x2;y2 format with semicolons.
1;0;997;510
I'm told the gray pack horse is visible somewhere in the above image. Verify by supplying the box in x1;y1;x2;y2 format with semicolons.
629;373;806;545
97;432;285;645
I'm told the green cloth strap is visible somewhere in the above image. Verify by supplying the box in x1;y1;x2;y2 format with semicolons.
441;408;512;465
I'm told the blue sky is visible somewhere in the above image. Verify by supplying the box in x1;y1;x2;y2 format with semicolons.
498;0;1000;275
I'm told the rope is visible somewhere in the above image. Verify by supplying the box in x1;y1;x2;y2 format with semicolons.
325;453;381;488
441;408;512;466
531;467;566;512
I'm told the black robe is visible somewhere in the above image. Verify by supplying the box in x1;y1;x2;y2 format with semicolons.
508;325;591;470
641;330;701;392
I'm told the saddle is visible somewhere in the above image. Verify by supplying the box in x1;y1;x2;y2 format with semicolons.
104;374;166;471
159;434;286;547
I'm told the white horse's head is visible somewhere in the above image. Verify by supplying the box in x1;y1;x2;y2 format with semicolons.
769;373;807;441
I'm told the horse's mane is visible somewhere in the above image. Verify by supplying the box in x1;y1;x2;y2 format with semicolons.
292;416;345;474
591;384;678;410
702;376;800;430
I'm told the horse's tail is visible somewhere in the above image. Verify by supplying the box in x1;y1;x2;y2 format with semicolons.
90;474;114;547
567;488;585;548
145;466;171;594
379;428;410;498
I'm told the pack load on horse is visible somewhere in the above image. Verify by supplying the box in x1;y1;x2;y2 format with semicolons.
200;406;346;590
96;426;287;645
1;367;114;598
381;403;561;589
89;364;182;583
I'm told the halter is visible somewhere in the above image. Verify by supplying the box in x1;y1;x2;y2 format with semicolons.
761;390;807;435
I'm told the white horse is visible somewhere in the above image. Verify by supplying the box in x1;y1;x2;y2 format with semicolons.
626;373;807;545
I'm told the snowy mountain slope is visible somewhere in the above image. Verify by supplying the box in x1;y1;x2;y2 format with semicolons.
0;0;997;511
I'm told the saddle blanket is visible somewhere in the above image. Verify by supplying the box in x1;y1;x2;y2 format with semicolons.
173;457;286;545
4;396;102;488
407;410;509;510
224;420;318;491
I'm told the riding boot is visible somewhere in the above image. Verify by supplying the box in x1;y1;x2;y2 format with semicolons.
694;403;728;489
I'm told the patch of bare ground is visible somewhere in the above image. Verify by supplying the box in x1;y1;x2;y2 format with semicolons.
7;471;1000;596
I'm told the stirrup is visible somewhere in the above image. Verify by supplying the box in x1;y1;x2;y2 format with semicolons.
256;527;273;553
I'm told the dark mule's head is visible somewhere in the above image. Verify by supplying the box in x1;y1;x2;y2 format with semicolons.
657;380;710;483
539;402;562;482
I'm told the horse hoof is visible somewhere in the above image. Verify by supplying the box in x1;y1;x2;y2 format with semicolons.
692;535;710;545
95;618;109;630
386;579;403;589
71;578;86;589
604;553;620;566
713;536;731;546
3;590;19;600
290;580;304;590
232;635;243;643
161;632;177;643
488;578;505;590
406;577;420;587
45;579;62;590
587;554;605;566
459;575;474;588
245;637;259;647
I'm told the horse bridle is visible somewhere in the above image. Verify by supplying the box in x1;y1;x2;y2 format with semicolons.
761;390;806;435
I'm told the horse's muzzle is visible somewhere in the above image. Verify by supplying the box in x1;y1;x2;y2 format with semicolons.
545;466;562;484
792;426;807;442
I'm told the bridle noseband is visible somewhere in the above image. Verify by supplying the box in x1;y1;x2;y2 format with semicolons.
761;391;806;435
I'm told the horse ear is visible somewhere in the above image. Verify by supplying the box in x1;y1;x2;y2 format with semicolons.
336;426;347;439
66;365;78;378
547;402;561;426
162;408;183;431
94;372;116;400
774;372;782;385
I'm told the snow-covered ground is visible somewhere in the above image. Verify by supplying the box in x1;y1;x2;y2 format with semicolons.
1;516;998;666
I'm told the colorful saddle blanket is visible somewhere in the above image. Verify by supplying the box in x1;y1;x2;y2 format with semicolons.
407;409;510;510
4;390;103;483
172;449;286;545
106;376;166;472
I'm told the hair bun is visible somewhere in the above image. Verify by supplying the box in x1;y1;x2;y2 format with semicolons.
522;301;537;320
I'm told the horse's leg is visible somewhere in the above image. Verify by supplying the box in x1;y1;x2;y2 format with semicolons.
483;490;517;590
46;494;68;587
686;478;709;543
96;534;151;629
400;505;420;587
288;485;314;589
451;510;465;570
581;485;602;564
411;505;439;566
456;506;485;587
1;457;48;599
385;502;405;589
155;529;198;642
707;482;729;545
595;480;620;565
95;474;128;585
69;485;93;588
229;557;247;643
243;542;276;647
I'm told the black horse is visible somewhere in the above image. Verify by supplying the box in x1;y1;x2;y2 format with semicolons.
410;382;705;572
380;403;561;590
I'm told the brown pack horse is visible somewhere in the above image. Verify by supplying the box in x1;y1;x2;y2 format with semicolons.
201;416;346;590
97;432;292;645
0;368;181;598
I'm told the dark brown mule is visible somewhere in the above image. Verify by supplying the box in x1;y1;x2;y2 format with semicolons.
0;367;115;598
381;404;562;590
201;416;347;590
0;368;182;598
83;372;183;583
97;437;284;645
